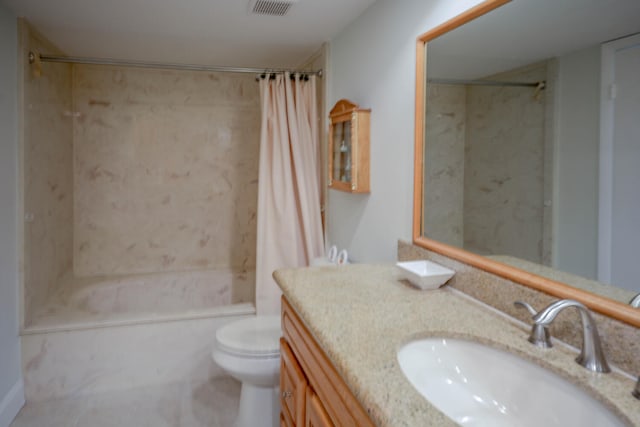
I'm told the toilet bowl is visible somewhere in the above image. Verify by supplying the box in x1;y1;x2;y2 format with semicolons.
212;315;281;427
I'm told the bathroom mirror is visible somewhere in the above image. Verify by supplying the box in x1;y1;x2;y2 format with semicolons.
413;0;640;327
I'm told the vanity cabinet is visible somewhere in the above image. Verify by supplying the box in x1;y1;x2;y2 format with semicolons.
280;339;306;426
328;99;371;193
280;297;374;427
305;388;333;427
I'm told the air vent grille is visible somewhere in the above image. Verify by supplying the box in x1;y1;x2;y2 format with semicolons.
251;0;295;16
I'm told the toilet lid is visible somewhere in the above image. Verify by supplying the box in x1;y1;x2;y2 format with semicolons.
215;315;281;356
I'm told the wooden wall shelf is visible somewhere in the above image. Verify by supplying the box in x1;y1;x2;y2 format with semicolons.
328;99;371;193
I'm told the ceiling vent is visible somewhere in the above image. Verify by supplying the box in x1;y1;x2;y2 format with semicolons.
249;0;297;16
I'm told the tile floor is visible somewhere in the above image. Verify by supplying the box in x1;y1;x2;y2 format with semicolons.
10;376;240;427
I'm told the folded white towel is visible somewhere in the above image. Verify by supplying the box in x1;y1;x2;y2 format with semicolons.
326;245;338;263
336;249;349;265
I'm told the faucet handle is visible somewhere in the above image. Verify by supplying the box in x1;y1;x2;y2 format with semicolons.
514;300;538;316
514;301;552;348
533;299;610;373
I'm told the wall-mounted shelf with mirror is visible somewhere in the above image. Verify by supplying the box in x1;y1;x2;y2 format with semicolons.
328;99;371;193
413;0;640;326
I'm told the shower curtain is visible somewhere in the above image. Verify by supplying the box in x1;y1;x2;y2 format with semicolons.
255;73;324;315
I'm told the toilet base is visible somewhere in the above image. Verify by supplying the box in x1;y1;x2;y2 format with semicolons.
235;383;280;427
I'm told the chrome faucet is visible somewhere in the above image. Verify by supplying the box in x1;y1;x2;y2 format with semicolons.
629;293;640;308
533;299;610;373
514;301;552;348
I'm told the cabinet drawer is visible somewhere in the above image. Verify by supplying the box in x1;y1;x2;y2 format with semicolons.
281;412;291;427
281;338;307;426
306;388;334;427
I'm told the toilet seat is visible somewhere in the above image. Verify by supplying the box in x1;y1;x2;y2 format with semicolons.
215;315;281;358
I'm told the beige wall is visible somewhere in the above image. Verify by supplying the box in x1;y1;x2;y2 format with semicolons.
72;65;260;276
20;21;74;322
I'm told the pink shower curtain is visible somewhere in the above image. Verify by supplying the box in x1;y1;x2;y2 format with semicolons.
255;73;324;315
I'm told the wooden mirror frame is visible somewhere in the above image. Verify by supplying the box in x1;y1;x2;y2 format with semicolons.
412;0;640;327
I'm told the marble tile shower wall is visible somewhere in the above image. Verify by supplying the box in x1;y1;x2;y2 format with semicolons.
423;62;552;265
72;65;261;276
463;62;550;264
22;21;261;325
424;83;466;247
21;21;74;324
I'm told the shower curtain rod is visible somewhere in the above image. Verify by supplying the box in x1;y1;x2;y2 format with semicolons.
428;78;545;88
29;52;323;77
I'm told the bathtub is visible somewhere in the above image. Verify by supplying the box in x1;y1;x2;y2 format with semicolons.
22;268;257;401
27;268;256;332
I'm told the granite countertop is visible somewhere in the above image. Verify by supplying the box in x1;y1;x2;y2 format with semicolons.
274;263;640;427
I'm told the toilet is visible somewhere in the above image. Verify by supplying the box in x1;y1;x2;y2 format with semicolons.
212;315;282;427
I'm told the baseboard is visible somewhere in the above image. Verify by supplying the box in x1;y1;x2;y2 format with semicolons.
0;379;25;427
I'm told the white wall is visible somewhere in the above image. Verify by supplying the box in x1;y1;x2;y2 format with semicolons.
553;46;600;279
0;4;25;426
327;0;484;262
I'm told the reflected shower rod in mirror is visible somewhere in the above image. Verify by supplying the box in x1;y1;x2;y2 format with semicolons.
428;78;545;89
27;51;323;77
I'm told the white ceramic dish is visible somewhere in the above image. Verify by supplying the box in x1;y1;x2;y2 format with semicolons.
396;260;455;290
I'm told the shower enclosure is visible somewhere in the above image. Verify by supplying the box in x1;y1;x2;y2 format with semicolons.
17;17;327;403
20;21;260;332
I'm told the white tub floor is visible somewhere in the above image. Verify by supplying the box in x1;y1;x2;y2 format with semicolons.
10;376;240;427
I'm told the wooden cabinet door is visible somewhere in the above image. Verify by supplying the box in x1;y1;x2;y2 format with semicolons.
282;297;375;427
305;388;334;427
328;99;371;193
281;338;307;426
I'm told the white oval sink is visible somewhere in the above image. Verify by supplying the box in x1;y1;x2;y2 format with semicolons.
397;338;626;427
